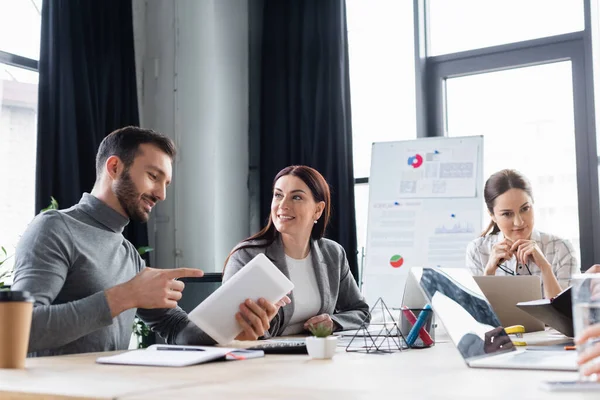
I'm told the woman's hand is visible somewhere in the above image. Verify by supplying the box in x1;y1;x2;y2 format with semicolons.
274;294;292;310
584;266;600;300
234;295;291;341
576;323;600;379
234;298;277;341
511;239;550;270
511;239;560;298
586;265;600;274
483;327;513;354
304;314;334;332
484;238;514;275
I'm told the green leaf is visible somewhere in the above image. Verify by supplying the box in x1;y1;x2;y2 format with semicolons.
0;253;12;267
137;246;154;256
1;247;6;257
41;196;59;212
308;323;333;338
132;317;151;349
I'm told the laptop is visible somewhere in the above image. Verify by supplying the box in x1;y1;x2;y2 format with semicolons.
474;276;545;333
410;267;577;371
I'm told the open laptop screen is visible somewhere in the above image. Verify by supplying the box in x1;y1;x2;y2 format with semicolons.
413;267;515;360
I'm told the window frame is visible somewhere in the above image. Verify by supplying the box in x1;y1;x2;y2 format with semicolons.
417;0;600;270
0;33;40;279
351;0;600;270
0;50;38;72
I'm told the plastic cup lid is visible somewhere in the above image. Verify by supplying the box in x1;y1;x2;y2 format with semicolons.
0;290;34;303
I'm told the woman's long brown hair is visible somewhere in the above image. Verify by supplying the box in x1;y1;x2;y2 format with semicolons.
481;169;534;236
223;165;331;270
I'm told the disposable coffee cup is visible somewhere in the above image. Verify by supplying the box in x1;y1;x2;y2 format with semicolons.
0;291;34;369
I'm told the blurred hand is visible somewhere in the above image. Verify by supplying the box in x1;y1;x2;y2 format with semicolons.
584;265;600;302
484;238;514;275
106;267;204;317
483;327;513;354
576;323;600;379
586;265;600;274
304;314;334;332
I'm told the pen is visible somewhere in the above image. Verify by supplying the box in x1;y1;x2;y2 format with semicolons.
226;352;246;360
401;306;434;346
406;304;432;347
225;350;264;360
155;346;205;352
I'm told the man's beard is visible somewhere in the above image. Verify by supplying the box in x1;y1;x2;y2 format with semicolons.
113;169;156;223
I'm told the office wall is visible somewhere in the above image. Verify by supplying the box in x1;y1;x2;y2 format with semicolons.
132;0;250;272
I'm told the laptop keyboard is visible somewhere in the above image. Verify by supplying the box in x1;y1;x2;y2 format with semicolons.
247;340;307;354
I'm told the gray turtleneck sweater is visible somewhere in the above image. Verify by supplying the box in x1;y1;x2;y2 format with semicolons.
12;193;213;357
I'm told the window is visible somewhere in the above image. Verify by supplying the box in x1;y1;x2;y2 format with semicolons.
0;0;42;60
0;0;42;279
347;0;417;178
446;62;581;260
353;183;369;283
429;0;584;56
348;1;600;274
426;1;599;269
347;0;417;271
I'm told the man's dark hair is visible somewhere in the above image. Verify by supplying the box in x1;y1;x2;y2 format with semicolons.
95;126;176;177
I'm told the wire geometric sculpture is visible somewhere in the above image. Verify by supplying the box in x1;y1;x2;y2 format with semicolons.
345;297;406;354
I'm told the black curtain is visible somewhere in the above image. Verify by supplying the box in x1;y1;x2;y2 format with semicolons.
259;0;358;281
36;0;147;249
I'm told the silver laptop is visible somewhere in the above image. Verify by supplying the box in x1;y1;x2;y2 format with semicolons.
410;267;577;371
474;276;545;333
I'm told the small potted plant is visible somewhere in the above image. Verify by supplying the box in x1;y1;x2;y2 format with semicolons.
0;246;12;290
306;323;338;359
130;246;155;349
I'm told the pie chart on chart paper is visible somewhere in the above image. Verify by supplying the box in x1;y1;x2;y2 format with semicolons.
389;255;404;268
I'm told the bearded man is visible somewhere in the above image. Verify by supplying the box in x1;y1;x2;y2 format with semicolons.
12;126;278;356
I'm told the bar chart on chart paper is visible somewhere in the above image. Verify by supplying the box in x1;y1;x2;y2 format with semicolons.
434;219;475;235
363;136;484;308
425;209;480;268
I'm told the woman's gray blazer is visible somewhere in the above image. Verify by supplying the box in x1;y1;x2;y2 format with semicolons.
223;236;371;337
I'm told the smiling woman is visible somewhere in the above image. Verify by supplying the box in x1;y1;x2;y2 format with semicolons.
223;165;370;338
466;169;579;299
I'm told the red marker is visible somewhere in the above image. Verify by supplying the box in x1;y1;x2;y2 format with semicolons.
401;306;434;346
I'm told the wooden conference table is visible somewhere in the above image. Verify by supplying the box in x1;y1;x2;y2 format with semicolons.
0;331;596;400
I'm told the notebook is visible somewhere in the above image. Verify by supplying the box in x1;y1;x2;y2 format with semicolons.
96;345;264;367
410;267;577;371
516;286;573;337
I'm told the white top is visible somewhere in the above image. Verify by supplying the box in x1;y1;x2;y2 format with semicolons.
466;230;579;290
281;253;321;335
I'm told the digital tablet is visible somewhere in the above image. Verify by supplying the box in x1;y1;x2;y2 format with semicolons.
187;253;294;344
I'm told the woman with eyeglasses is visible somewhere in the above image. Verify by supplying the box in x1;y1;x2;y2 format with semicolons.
466;169;579;299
